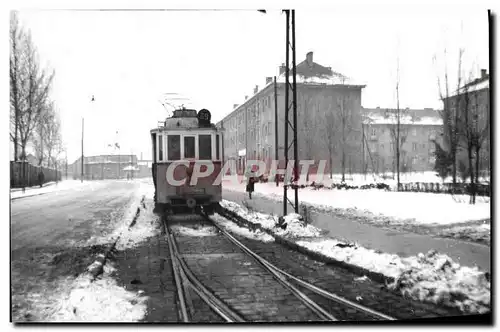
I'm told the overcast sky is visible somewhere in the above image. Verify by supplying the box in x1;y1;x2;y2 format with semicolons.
17;8;488;163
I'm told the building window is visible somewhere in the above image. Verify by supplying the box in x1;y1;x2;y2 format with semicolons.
412;142;417;151
371;128;377;136
421;143;426;149
380;144;384;150
412;128;417;136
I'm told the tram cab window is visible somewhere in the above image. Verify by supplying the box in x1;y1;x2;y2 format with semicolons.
168;135;181;160
216;135;220;160
199;135;212;160
158;135;163;161
184;136;196;158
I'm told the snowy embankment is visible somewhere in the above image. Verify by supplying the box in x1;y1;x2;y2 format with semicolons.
223;180;490;226
50;180;157;322
220;200;491;314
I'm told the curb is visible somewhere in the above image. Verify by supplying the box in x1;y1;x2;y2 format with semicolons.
11;192;49;201
86;199;144;280
219;207;395;285
10;181;56;192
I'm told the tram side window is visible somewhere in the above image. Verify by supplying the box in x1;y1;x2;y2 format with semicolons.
199;135;212;160
216;134;220;160
184;136;196;158
158;135;163;161
168;135;181;160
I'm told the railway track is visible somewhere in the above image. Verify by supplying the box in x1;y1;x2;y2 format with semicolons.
162;211;396;323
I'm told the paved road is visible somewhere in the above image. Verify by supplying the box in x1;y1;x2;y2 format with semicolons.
11;180;141;322
11;180;140;253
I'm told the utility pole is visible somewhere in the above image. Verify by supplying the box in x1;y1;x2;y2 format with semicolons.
283;9;299;215
291;10;299;211
81;117;84;183
274;76;279;187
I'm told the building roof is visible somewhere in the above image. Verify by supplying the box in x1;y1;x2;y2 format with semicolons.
275;59;366;87
362;107;442;126
457;77;489;94
218;53;365;125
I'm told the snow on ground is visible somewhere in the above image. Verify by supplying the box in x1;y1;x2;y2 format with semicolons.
274;213;325;238
223;172;489;187
221;200;491;314
220;200;278;229
85;180;157;250
211;214;275;243
50;264;148;322
171;225;219;237
114;200;158;251
10;180;110;199
222;181;490;226
435;222;491;246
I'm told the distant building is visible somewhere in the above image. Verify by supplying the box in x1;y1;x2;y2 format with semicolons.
217;51;366;175
71;154;138;180
442;69;490;178
362;107;443;174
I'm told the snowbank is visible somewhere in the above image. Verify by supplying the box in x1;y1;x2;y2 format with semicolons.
222;182;490;226
221;200;491;314
211;214;275;243
51;265;148;322
275;213;324;238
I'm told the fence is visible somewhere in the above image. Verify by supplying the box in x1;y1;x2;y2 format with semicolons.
397;182;491;197
10;161;62;188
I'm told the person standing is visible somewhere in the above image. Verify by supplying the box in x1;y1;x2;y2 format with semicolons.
246;173;255;199
38;169;45;188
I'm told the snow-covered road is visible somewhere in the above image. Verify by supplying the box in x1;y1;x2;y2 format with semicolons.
11;180;140;252
10;179;146;322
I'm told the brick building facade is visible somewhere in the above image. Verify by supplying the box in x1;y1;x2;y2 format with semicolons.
217;52;366;175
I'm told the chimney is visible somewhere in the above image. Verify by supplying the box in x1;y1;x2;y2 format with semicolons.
254;85;259;94
306;51;313;66
233;104;239;109
279;63;286;75
266;77;272;84
481;69;487;79
245;96;248;100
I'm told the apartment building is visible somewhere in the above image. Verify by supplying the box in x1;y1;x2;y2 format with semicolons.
217;52;366;175
362;107;443;174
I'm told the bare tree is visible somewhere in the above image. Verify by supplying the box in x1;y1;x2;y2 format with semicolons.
335;93;357;182
324;110;338;179
10;12;55;187
433;48;464;185
10;11;24;161
456;71;490;204
386;57;408;190
43;103;61;168
299;96;320;181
